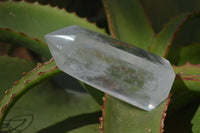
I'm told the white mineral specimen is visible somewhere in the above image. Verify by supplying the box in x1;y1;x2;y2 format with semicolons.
45;25;175;111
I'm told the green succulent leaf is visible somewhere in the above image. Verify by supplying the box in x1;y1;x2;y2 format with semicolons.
167;63;200;115
191;105;200;133
168;43;200;65
102;0;155;50
0;56;35;99
150;12;200;57
0;1;105;43
173;63;200;92
0;28;51;59
103;96;169;133
150;13;188;57
0;0;104;105
140;0;200;32
0;57;61;125
0;56;101;132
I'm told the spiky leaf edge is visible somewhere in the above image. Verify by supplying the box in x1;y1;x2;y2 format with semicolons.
0;58;61;125
0;28;51;59
149;12;200;57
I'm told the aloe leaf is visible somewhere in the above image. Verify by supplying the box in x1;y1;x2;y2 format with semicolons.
168;43;200;65
150;12;200;57
140;0;200;32
0;1;105;43
0;1;105;58
103;95;170;133
0;56;35;98
0;57;61;125
167;63;200;115
191;105;200;133
80;83;104;105
0;28;51;59
173;63;200;92
67;124;100;133
0;0;104;105
102;0;155;50
0;56;101;132
150;13;187;57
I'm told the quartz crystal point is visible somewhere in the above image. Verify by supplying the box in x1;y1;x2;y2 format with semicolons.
45;25;175;111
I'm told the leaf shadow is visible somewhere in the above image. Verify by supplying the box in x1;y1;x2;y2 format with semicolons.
36;111;101;133
165;99;199;133
164;75;200;133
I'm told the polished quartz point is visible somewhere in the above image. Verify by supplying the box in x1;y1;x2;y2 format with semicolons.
45;25;175;111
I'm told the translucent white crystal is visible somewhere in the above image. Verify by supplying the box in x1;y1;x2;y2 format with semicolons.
45;25;175;111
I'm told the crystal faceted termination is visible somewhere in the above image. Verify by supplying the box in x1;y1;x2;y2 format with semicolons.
45;25;175;111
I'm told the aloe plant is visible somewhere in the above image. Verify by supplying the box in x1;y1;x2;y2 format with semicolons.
0;0;200;132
